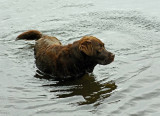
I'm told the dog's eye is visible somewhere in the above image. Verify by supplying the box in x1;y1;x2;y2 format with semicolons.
99;46;104;50
100;44;104;48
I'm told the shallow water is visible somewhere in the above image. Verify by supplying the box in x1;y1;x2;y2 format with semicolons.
1;0;160;116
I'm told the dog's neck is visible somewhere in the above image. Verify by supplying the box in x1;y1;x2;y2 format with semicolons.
53;41;97;78
69;41;97;73
70;41;84;60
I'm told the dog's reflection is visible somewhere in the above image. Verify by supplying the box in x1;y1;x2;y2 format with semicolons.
35;70;117;106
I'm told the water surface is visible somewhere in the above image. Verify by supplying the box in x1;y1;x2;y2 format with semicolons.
0;0;160;116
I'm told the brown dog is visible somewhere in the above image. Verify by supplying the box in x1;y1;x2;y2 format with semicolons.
17;30;115;79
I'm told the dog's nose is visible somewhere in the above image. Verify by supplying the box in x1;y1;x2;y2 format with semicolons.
109;53;115;60
111;54;115;59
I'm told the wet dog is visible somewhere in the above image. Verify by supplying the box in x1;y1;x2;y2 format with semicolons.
17;30;115;79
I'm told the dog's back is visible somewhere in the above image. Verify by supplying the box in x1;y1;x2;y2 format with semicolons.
34;35;61;56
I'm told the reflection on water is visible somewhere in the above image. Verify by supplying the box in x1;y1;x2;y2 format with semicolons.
35;71;117;106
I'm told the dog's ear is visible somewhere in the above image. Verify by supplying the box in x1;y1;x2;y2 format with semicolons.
79;40;93;56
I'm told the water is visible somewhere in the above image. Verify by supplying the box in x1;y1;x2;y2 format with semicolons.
0;0;160;116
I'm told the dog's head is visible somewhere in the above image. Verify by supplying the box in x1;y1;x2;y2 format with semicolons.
79;36;115;65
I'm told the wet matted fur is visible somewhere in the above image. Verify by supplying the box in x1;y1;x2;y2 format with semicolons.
17;30;115;79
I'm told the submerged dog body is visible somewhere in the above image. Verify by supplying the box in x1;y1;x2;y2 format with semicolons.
17;30;115;78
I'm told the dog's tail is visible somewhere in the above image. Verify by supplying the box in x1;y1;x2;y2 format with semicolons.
16;30;42;40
